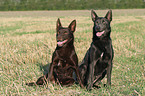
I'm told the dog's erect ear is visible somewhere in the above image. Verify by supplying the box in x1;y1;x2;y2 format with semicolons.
91;10;98;22
105;10;112;22
68;20;76;33
56;18;62;31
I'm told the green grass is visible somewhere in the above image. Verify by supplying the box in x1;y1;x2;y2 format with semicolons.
0;9;145;95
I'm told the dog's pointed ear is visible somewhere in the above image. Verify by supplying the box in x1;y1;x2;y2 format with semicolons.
56;18;62;31
68;20;76;33
91;10;98;22
105;10;112;22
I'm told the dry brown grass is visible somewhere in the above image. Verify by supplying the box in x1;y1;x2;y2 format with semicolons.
0;9;145;95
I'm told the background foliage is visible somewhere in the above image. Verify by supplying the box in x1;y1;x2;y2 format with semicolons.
0;0;145;11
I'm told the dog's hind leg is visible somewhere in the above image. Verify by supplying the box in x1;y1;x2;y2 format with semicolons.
26;73;48;86
56;77;63;89
60;77;75;86
53;67;63;89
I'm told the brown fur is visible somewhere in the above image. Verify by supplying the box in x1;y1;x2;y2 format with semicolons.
26;18;84;88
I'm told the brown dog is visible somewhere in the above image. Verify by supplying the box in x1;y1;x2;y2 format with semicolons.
26;18;84;88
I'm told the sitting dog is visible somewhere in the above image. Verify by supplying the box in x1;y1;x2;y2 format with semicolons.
26;18;84;88
79;10;114;90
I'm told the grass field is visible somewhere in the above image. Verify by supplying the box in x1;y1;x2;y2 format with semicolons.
0;9;145;95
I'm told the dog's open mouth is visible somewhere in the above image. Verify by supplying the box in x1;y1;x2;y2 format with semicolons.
96;31;105;37
57;39;68;47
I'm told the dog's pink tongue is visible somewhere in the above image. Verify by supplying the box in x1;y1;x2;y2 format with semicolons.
96;31;105;37
57;42;63;45
57;40;68;46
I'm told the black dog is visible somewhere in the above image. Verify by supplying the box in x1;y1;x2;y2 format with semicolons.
79;10;114;90
26;18;84;88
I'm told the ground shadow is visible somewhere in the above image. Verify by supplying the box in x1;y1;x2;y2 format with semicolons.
38;63;51;75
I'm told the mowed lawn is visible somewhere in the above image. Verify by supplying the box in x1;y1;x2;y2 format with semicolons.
0;9;145;95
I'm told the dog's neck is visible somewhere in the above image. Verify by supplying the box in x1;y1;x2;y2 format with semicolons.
92;36;111;41
56;41;75;61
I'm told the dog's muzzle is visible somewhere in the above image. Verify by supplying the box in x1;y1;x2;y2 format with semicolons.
57;40;68;47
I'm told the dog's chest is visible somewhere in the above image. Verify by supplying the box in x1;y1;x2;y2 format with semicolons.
99;50;111;62
57;60;67;67
57;60;69;71
93;41;112;59
56;60;72;76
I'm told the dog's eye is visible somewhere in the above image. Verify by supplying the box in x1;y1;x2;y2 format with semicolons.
95;21;98;24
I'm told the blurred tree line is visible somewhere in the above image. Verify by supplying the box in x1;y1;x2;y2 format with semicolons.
0;0;144;11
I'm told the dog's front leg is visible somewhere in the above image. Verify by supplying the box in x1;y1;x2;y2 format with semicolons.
87;61;96;90
48;51;60;82
47;63;54;81
48;59;58;82
69;54;84;88
87;44;102;90
106;46;113;86
86;47;98;90
107;60;112;85
75;66;84;88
